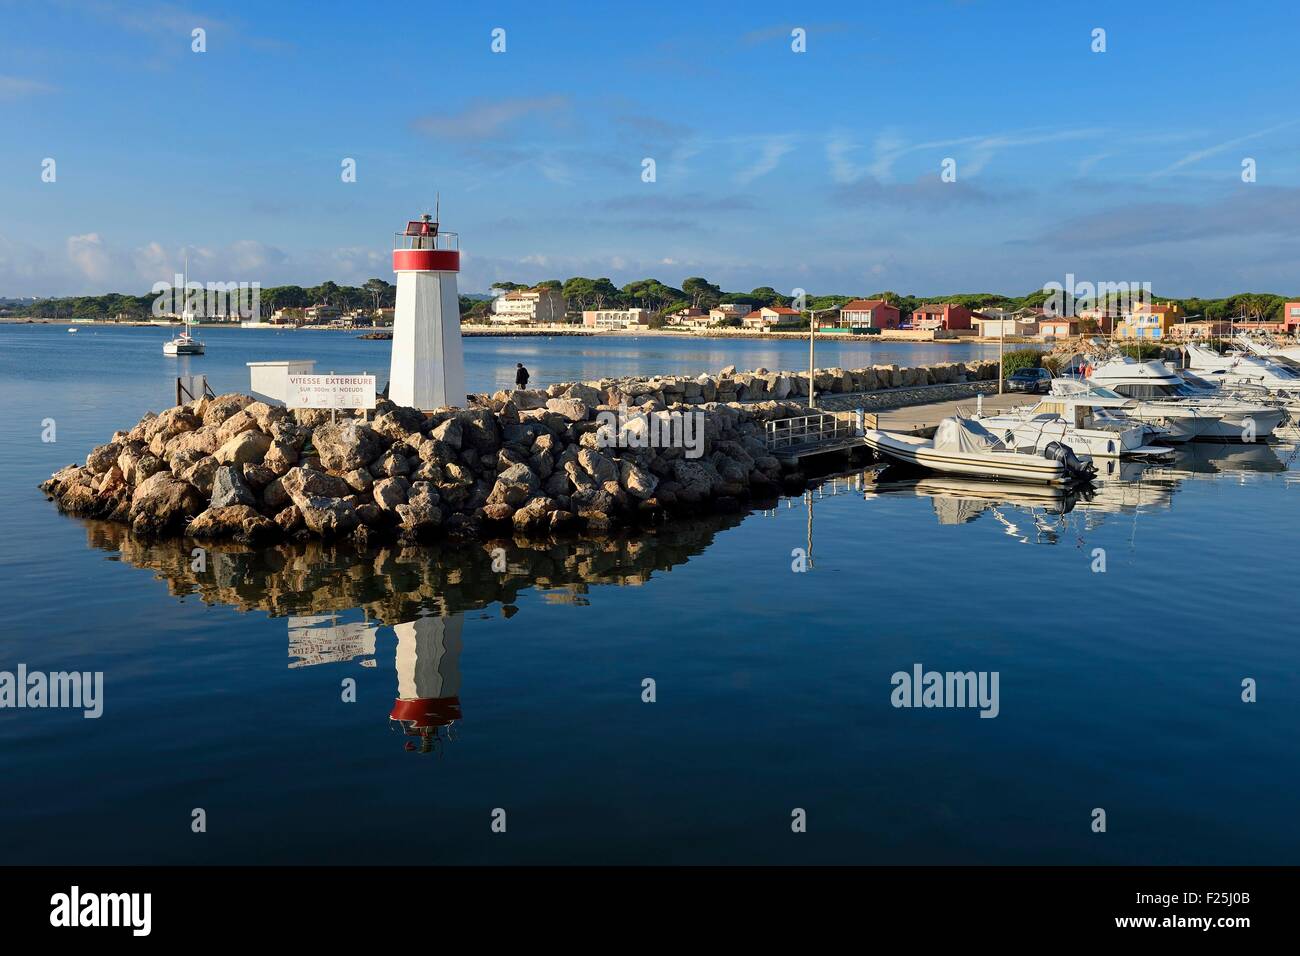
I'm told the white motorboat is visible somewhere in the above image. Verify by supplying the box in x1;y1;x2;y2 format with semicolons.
163;256;206;356
1184;343;1300;400
67;327;77;333
1087;357;1286;440
1230;333;1300;369
861;416;1095;485
976;391;1173;459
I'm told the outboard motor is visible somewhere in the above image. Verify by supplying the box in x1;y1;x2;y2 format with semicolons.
1042;440;1096;480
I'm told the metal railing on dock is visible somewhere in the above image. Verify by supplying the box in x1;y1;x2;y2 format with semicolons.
764;411;862;451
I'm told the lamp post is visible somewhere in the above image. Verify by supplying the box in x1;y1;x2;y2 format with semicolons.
805;306;839;409
998;316;1006;395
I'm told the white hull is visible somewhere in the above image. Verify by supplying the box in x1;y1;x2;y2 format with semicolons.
862;428;1071;484
163;341;205;355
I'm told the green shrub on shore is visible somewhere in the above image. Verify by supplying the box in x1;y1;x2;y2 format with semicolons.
1117;343;1165;361
1001;348;1042;377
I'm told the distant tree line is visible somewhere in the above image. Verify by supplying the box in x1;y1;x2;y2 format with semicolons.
8;277;1296;327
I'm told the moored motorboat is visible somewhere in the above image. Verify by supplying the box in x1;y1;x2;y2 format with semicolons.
861;416;1095;485
1086;357;1285;440
977;390;1174;459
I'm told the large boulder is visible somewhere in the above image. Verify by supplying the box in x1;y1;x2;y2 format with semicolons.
372;406;427;442
210;465;258;509
128;472;204;535
85;441;122;475
213;429;272;466
487;462;539;507
619;459;659;500
185;505;277;543
296;496;360;537
395;482;442;536
312;420;388;473
280;465;351;504
429;417;463;449
372;476;411;512
546;398;589;422
454;408;501;452
578;448;619;485
202;393;255;427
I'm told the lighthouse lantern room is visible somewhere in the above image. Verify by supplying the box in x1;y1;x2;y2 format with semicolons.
388;212;466;410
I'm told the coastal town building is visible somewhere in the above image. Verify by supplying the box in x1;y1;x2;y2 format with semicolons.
834;299;901;331
1038;319;1080;338
666;307;711;329
910;303;973;331
974;313;1038;338
1286;302;1300;332
581;308;652;330
741;306;802;330
1116;301;1184;340
304;304;341;323
708;303;750;324
1172;320;1234;338
491;288;566;324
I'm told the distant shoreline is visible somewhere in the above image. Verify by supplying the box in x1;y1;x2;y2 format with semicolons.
0;316;1049;346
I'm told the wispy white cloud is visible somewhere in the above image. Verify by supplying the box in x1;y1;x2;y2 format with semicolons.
413;95;570;141
0;75;54;99
1151;119;1300;178
831;127;1105;183
735;138;794;185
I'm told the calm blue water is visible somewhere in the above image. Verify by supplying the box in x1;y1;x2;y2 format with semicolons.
1;324;1297;864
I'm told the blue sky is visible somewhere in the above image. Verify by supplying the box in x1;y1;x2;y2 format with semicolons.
2;0;1299;297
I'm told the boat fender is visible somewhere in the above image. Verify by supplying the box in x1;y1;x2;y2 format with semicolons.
1042;440;1097;479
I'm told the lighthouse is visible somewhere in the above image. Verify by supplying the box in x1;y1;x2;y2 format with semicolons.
388;211;466;409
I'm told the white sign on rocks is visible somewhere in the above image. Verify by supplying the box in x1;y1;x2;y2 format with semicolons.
287;373;376;409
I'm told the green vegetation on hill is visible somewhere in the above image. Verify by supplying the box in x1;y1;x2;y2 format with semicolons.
7;276;1296;326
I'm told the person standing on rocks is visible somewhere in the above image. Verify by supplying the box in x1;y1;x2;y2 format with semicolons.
515;363;530;390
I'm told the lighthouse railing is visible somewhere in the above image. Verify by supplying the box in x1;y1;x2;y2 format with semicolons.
394;231;459;252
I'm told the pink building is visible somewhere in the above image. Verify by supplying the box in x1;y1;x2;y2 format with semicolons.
910;303;973;330
837;299;901;330
1284;302;1300;332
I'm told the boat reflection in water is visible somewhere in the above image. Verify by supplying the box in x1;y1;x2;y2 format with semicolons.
837;433;1297;543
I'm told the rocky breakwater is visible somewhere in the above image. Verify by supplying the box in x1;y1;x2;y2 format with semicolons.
41;385;808;546
686;358;1001;402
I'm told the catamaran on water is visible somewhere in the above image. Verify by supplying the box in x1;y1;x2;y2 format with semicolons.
162;257;205;356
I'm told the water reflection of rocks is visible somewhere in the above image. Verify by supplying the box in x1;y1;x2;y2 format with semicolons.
81;514;745;753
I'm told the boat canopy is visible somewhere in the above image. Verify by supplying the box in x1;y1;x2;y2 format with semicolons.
934;417;1004;453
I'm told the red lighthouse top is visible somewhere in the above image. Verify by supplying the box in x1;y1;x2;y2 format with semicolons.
393;213;459;273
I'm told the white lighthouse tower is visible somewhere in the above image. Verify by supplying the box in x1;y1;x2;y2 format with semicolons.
388;210;466;409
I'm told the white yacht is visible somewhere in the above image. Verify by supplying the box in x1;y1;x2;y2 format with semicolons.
1184;343;1300;402
163;257;206;356
1231;333;1300;369
975;390;1173;459
1086;357;1286;440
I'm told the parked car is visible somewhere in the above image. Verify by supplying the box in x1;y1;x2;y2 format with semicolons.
1006;367;1052;394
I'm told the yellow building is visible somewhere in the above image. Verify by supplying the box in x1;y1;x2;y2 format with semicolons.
1117;301;1183;340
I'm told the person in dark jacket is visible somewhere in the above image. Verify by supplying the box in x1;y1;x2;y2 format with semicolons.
515;363;530;389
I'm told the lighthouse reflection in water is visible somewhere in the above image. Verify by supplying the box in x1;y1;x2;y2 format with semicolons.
390;615;463;753
287;609;464;755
